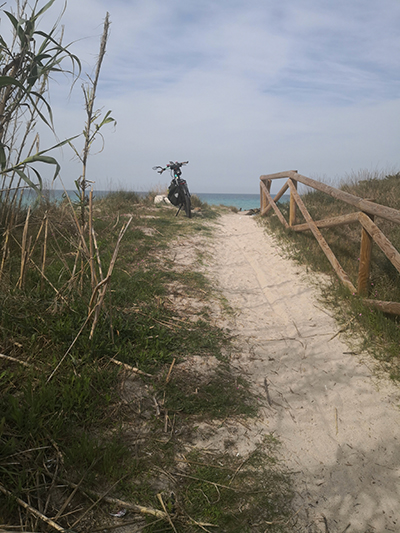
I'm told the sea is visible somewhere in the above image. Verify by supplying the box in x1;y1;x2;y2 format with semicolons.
195;192;289;210
19;190;289;211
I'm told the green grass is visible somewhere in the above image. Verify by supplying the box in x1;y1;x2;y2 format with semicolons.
160;365;257;419
0;191;293;531
172;441;293;533
320;281;400;381
259;170;400;380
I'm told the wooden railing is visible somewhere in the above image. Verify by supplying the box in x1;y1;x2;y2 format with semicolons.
260;170;400;315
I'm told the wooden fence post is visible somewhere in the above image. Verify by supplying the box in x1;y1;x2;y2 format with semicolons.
260;179;267;212
260;180;289;228
260;179;271;215
357;213;374;295
289;180;297;227
287;179;356;293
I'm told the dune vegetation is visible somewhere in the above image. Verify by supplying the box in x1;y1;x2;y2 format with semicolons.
260;169;400;381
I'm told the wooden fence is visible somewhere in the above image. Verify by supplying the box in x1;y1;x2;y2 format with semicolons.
260;170;400;315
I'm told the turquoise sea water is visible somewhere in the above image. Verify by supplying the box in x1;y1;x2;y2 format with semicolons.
195;192;289;210
20;190;289;211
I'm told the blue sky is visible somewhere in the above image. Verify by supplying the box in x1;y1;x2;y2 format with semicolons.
6;0;400;193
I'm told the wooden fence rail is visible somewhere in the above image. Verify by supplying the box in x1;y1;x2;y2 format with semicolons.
260;170;400;315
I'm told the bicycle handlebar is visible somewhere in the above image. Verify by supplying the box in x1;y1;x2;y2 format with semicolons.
152;161;189;174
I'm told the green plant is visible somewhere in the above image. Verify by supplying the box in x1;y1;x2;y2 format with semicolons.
0;0;80;204
96;190;142;211
161;366;257;418
68;12;115;228
174;441;293;532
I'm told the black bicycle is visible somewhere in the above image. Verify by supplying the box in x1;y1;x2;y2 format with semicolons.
152;161;191;218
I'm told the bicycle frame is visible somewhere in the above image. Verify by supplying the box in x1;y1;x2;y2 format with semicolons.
172;176;191;216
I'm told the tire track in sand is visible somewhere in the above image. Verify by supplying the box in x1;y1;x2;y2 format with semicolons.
208;212;400;533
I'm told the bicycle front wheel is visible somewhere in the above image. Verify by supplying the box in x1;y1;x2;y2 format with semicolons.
183;194;191;218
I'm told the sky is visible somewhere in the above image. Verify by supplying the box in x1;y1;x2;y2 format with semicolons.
4;0;400;194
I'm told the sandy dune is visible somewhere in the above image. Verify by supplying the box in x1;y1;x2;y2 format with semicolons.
207;212;400;533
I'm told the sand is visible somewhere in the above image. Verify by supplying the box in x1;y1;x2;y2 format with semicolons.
206;212;400;533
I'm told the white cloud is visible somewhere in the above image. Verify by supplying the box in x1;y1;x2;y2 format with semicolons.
3;0;400;194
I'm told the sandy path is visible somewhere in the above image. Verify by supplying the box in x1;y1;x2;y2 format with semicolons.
207;212;400;533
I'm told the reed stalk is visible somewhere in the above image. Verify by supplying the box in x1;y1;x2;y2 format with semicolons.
88;188;97;289
41;214;48;291
91;226;104;280
89;216;132;339
78;13;111;228
0;228;10;281
17;206;31;289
